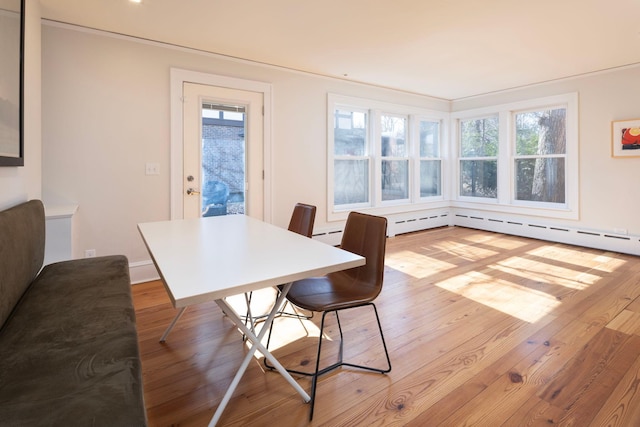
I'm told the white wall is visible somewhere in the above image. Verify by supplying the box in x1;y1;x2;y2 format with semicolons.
41;23;448;271
452;66;640;237
0;0;41;210
41;21;640;280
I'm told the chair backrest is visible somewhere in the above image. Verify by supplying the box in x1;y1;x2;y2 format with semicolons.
339;211;387;295
287;203;316;238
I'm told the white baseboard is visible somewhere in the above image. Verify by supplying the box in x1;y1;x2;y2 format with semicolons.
452;209;640;256
312;209;451;246
315;207;640;256
129;260;160;285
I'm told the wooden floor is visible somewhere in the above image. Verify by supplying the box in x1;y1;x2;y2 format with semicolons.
132;226;640;426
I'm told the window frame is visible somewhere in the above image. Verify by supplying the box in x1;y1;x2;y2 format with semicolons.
458;114;500;202
332;106;372;210
328;94;449;221
451;93;579;220
416;117;444;199
378;112;410;206
511;104;568;208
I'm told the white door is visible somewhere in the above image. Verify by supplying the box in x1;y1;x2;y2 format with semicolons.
183;82;264;219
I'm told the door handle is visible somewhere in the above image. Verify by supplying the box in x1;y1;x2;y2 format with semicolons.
186;188;200;195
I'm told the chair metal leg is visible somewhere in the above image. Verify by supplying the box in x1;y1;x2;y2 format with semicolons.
370;303;392;373
308;311;329;420
244;289;313;325
339;303;392;374
278;298;314;320
265;302;392;421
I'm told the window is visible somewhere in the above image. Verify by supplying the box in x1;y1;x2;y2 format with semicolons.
514;107;566;204
381;114;408;202
419;119;442;197
330;93;577;221
333;108;369;207
328;94;447;219
452;93;578;220
459;116;498;199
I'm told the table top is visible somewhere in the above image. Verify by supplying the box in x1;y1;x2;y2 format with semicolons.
138;215;365;308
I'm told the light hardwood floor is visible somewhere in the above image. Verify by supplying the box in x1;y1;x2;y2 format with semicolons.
132;226;640;426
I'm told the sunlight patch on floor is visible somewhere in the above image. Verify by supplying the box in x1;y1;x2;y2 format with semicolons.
459;234;532;250
493;257;594;290
224;289;326;354
385;250;458;279
591;254;628;272
385;241;623;323
526;245;628;274
257;316;324;353
435;269;561;323
430;240;502;261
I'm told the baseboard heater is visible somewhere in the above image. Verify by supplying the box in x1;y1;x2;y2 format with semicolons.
313;208;640;257
453;212;640;257
313;210;451;246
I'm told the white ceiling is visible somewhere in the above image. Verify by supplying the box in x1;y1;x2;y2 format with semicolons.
39;0;640;100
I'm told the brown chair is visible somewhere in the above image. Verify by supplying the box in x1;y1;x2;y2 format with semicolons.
287;203;316;238
266;211;392;420
243;203;317;327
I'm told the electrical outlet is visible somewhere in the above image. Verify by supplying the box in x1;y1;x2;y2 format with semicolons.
85;249;96;258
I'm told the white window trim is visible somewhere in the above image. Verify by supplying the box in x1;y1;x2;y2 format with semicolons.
414;115;447;202
451;93;579;220
328;93;449;221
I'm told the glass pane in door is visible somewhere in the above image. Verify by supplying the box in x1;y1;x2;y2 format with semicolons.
201;103;246;216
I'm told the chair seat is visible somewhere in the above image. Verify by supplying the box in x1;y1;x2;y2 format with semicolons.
286;272;381;312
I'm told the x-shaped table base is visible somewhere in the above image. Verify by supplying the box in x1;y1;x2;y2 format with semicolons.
208;282;310;426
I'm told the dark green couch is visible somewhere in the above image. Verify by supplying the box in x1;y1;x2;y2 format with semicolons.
0;200;147;426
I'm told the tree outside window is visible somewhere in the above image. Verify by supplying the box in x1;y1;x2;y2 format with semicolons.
381;114;408;202
459;116;499;198
515;108;566;204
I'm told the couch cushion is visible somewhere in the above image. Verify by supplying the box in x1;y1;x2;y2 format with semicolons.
0;255;147;426
0;200;45;330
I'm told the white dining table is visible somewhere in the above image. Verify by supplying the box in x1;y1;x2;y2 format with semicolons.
137;214;364;426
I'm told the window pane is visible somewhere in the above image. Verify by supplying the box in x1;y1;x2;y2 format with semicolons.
516;108;566;155
334;109;367;156
420;120;440;157
460;160;497;198
334;159;369;205
223;111;244;121
420;160;441;197
515;158;565;203
203;109;221;119
381;115;406;157
460;117;499;157
381;160;408;201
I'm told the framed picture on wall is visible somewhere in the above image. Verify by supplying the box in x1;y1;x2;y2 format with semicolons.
0;0;25;166
612;118;640;158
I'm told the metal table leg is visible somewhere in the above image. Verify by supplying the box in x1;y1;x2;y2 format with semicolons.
159;306;187;343
208;283;310;426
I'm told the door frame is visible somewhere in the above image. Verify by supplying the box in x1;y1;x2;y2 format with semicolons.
170;68;273;221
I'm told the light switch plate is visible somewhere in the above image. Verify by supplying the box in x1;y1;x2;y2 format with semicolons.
145;162;160;175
